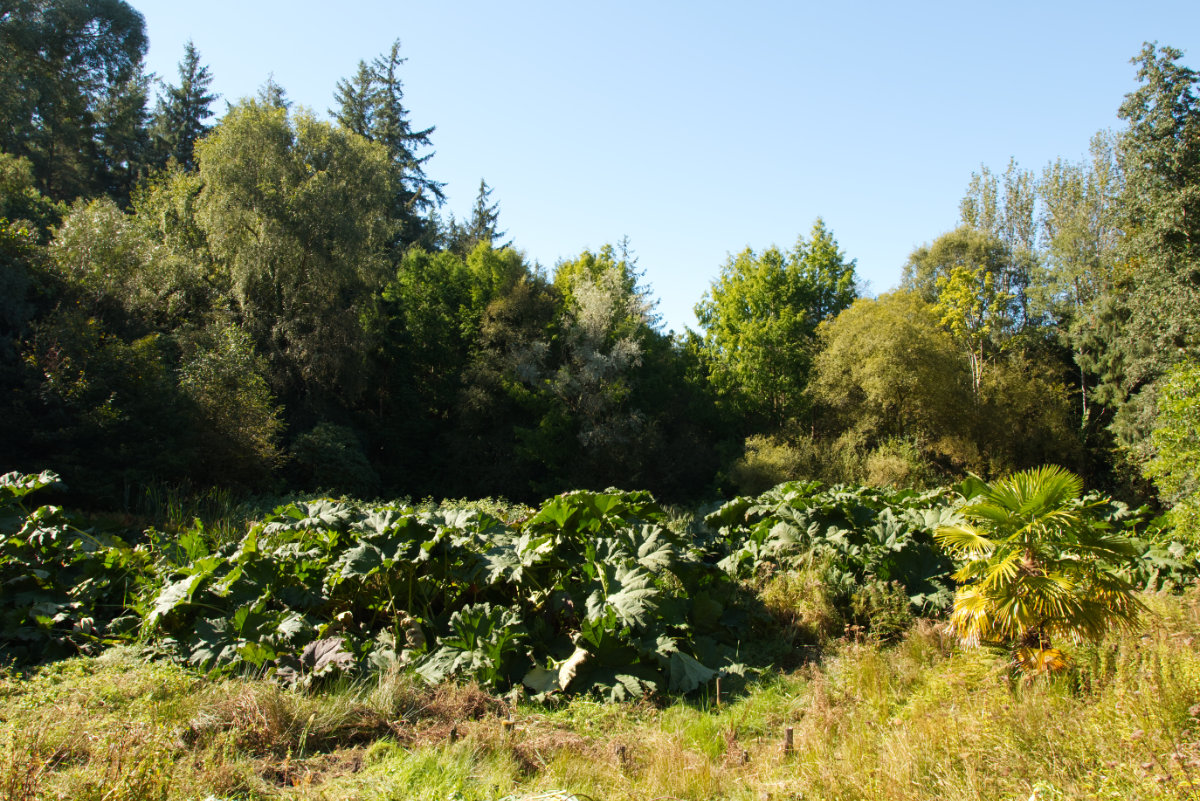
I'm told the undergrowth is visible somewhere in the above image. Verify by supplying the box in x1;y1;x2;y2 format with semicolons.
2;586;1198;800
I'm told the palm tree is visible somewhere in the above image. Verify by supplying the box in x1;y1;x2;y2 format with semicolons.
935;465;1145;671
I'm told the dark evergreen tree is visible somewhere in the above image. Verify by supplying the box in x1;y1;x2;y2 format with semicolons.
332;40;443;250
447;178;508;256
0;0;148;201
370;41;443;210
1102;43;1200;456
331;61;375;138
94;70;151;204
150;40;217;171
256;74;291;110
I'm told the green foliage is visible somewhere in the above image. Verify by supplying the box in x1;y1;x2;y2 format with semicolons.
0;471;149;662
903;226;1026;395
49;196;149;321
812;291;972;459
22;311;191;499
442;272;561;499
148;40;216;171
289;423;380;498
0;0;149;201
195;101;397;397
729;435;817;495
973;355;1083;477
696;219;857;429
1038;132;1122;318
1145;359;1200;549
1104;43;1200;455
935;466;1147;660
528;244;660;488
0;216;41;361
128;488;744;700
444;178;508;257
705;481;960;622
0;150;63;232
864;438;941;490
331;39;443;248
177;324;282;488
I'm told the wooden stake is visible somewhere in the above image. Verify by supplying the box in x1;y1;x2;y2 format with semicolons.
783;727;794;756
615;743;628;766
715;676;722;707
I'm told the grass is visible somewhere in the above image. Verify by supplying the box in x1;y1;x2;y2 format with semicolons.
3;588;1200;800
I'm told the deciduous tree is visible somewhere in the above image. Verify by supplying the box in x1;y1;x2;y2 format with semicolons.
194;101;396;399
811;291;971;458
696;219;857;430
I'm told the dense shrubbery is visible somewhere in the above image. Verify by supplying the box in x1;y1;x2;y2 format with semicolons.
8;469;1189;698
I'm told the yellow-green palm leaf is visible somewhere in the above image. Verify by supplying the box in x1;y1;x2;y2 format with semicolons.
935;465;1146;655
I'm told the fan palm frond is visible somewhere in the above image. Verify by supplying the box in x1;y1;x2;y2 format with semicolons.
936;466;1146;670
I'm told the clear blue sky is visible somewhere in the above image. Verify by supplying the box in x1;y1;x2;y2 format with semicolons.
129;1;1200;334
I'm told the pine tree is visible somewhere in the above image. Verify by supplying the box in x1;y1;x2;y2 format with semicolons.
150;40;217;170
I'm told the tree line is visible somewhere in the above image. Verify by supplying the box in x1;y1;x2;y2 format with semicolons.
0;3;1197;548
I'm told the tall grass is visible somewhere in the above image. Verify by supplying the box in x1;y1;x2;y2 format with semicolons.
2;588;1198;800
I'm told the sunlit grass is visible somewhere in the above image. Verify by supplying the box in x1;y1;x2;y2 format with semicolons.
3;588;1199;800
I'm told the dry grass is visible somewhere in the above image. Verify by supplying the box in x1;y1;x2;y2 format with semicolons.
2;588;1199;800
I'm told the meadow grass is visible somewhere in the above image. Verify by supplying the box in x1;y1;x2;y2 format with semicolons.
2;587;1199;800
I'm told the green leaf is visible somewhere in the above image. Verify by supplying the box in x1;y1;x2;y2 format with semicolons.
585;563;659;629
335;541;387;580
668;651;717;694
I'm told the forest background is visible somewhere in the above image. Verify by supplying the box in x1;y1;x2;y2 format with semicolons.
2;0;1200;551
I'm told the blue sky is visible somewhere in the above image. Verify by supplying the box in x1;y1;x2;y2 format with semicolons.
130;1;1200;334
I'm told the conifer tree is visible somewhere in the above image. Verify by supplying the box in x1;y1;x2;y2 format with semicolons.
331;61;375;138
0;0;149;200
150;40;217;170
1102;43;1200;456
447;179;508;256
369;41;443;210
332;40;443;250
256;74;291;110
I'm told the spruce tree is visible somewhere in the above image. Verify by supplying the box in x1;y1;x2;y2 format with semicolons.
256;74;291;110
150;40;217;170
1103;43;1200;456
331;61;375;138
370;40;443;211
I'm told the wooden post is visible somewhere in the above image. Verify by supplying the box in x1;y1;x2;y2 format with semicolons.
715;676;722;708
783;727;794;756
615;743;627;766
